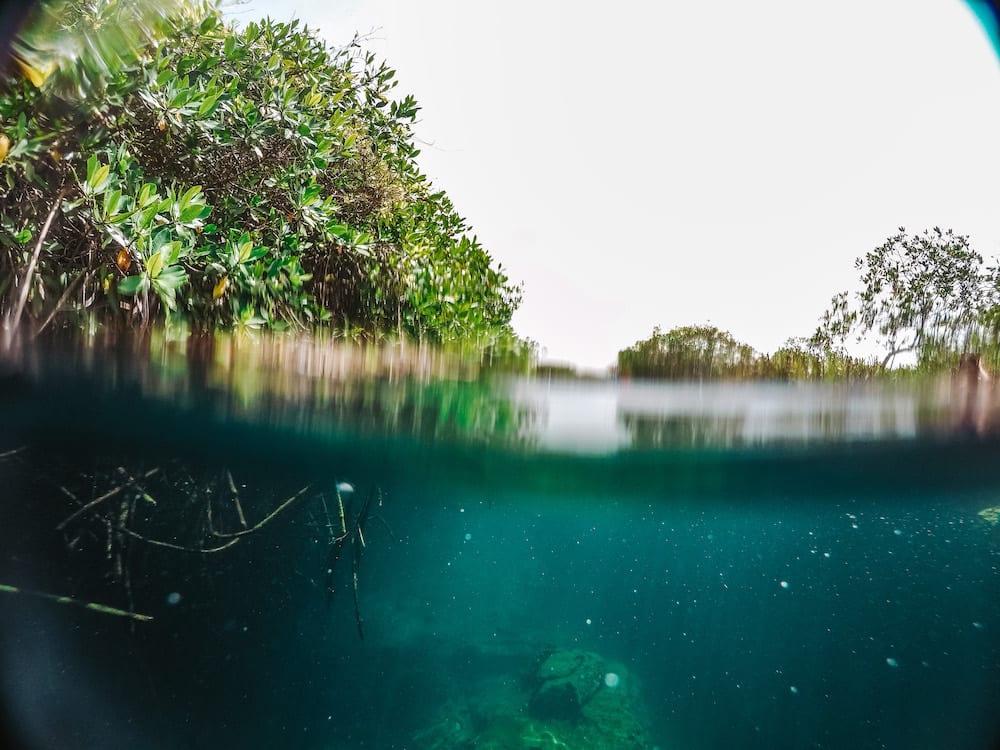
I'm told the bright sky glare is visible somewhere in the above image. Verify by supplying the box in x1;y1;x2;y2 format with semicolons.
233;0;1000;371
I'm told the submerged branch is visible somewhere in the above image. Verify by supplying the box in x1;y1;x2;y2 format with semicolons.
0;582;153;622
211;484;312;539
116;525;241;553
57;467;161;530
352;566;364;640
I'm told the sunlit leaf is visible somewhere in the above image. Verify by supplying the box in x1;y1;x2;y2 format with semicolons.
116;248;132;273
213;275;228;299
146;251;164;279
86;163;111;195
178;204;207;224
14;56;55;87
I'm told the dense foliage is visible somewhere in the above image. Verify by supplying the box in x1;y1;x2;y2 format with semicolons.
0;0;523;348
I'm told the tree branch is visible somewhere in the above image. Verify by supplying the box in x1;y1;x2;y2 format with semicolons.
3;186;69;346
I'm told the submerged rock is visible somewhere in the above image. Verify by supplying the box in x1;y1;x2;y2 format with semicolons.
529;679;581;722
413;645;655;750
528;649;603;722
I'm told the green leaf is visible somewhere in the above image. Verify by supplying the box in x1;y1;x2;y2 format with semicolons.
155;265;187;291
160;240;184;264
198;94;221;118
146;251;164;278
238;238;254;264
151;228;173;252
85;159;111;195
179;204;206;224
118;275;147;295
178;185;203;210
101;188;124;220
152;281;178;311
137;183;159;208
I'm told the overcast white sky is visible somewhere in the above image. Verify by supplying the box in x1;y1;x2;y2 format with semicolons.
232;0;1000;370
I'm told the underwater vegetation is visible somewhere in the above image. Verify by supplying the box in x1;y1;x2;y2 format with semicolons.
978;505;1000;525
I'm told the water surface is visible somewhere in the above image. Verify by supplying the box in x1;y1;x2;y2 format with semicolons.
1;337;998;749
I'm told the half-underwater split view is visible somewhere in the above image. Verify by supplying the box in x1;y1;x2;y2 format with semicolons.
2;1;1000;749
2;334;1000;750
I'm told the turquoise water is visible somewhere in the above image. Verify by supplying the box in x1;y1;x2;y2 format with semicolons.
1;340;999;749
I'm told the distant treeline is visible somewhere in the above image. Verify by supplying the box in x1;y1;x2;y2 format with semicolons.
617;228;1000;381
616;325;879;381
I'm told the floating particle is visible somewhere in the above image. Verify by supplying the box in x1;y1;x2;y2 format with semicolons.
585;618;592;626
823;552;831;558
973;621;985;630
886;657;899;668
464;533;472;542
780;581;789;589
893;529;903;536
165;592;182;606
604;672;620;689
790;686;798;694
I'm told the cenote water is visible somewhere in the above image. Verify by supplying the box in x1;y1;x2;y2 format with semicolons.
1;336;999;750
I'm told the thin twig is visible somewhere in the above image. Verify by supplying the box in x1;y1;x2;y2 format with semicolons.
57;467;160;530
320;494;335;543
373;514;397;543
0;582;153;622
205;489;216;536
352;566;364;640
211;484;312;539
0;446;27;460
226;469;248;528
33;267;87;337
